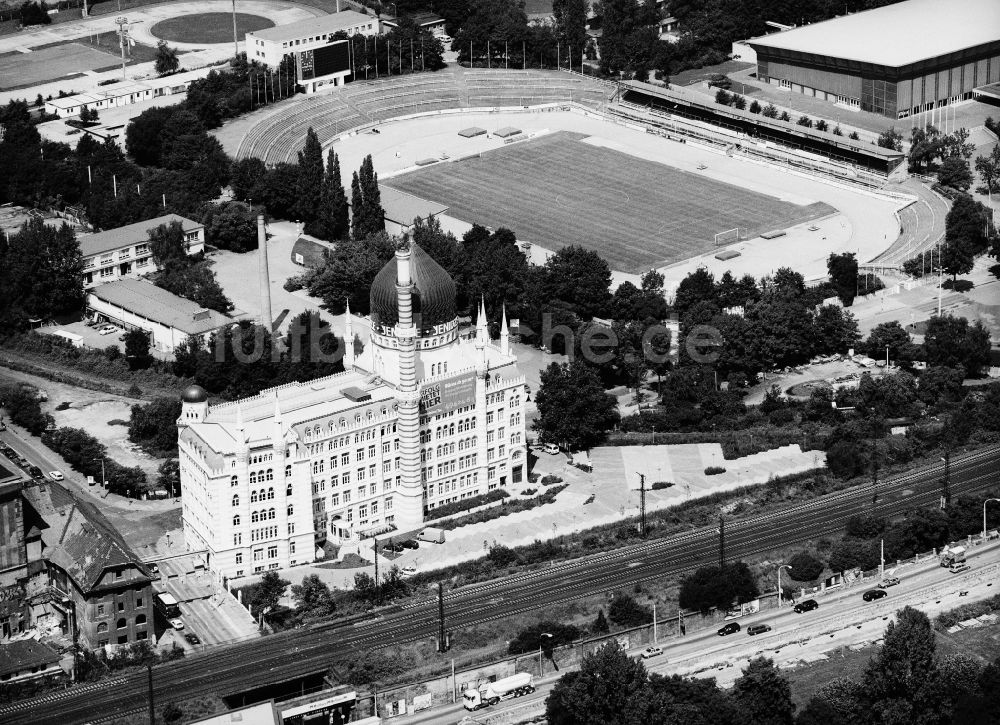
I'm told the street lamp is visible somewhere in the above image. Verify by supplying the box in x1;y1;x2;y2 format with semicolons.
93;458;106;487
984;499;1000;541
538;632;553;674
776;564;792;607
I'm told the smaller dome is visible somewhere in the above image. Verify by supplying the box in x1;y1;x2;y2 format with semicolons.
181;385;208;403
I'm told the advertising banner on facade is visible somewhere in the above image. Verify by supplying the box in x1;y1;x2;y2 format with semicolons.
420;372;476;415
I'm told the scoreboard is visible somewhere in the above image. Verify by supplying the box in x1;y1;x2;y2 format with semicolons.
297;39;351;81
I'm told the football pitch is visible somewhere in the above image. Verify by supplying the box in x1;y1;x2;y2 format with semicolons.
385;131;836;272
0;43;115;90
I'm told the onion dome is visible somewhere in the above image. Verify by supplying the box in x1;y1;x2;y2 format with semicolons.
370;244;457;330
180;384;209;403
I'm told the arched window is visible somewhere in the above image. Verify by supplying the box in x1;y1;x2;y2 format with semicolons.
367;410;373;420
285;465;292;477
97;622;108;633
268;508;275;520
266;469;273;481
249;471;257;485
116;618;126;630
232;494;239;507
250;490;258;503
231;475;238;487
233;514;240;526
251;511;259;523
267;487;275;500
287;504;294;516
136;614;146;626
286;483;293;496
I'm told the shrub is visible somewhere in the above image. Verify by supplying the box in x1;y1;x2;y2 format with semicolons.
423;489;509;521
704;466;726;475
593;609;609;634
435;485;568;531
284;275;308;292
651;481;674;490
608;592;653;627
541;475;563;485
787;551;824;581
521;488;538;495
507;620;580;654
488;544;519;567
715;88;732;106
679;562;759;613
935;594;1000;630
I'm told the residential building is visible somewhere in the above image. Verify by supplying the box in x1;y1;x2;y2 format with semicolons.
748;0;1000;118
79;214;204;289
87;278;243;354
178;234;527;580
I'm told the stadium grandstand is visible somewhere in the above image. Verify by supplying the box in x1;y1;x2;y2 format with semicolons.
747;0;1000;119
237;69;616;164
610;81;905;182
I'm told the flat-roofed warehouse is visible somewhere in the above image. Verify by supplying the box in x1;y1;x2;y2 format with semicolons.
747;0;1000;119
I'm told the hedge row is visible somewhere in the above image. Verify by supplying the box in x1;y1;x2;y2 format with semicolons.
424;488;509;522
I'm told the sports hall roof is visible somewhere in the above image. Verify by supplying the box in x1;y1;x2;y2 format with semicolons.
248;10;373;43
748;0;1000;68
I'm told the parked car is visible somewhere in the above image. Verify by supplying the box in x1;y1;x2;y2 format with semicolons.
48;470;64;481
793;599;819;613
169;618;185;630
747;624;772;636
98;326;118;335
399;539;419;550
880;577;900;587
184;632;200;645
640;646;663;659
717;622;741;636
382;542;405;554
543;443;560;455
28;466;43;479
400;566;418;577
949;563;970;574
862;589;888;602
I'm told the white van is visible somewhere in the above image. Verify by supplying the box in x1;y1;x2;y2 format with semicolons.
543;443;560;455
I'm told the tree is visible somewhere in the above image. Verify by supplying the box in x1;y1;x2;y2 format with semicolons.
157;459;180;496
297;127;324;229
128;397;181;456
203;201;257;253
308;232;395;314
815;119;829;132
827;537;880;572
877;126;904;151
814;304;860;355
291;575;336;619
779;110;791;122
552;0;588;51
827;252;859;306
864;321;918;364
148;220;187;267
546;642;647;725
123;329;154;370
593;609;610;634
749;99;762;114
126;106;177;166
937;156;972;191
731;657;795;725
349;154;384;239
541;245;612;320
230;157;267;202
715;88;732;105
507;620;580;654
862;607;945;723
787;551;824;581
761;103;778;118
2;217;84;321
797;115;813;128
673;267;716;313
942;194;989;280
678;562;758;613
154;40;180;76
533;361;620;450
314;149;349;241
923;314;991;377
246;571;290;616
916;365;965;405
156;259;233;313
974;145;1000;195
825;439;866;480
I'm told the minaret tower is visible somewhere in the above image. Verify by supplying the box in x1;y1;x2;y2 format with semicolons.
500;304;510;356
344;298;355;369
392;231;425;532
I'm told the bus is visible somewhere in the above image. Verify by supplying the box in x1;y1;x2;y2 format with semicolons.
155;592;181;619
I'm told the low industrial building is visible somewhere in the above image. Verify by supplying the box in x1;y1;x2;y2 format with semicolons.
87;278;241;354
747;0;1000;118
79;214;203;288
382;12;445;35
43;68;208;119
0;639;64;685
290;234;336;268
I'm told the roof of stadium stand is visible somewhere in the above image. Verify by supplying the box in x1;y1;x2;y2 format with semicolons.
248;10;372;42
748;0;1000;68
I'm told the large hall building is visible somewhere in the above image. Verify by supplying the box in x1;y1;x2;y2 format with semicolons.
177;237;527;580
748;0;1000;119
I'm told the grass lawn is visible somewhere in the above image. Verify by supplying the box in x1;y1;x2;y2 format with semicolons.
385;131;833;272
150;13;274;44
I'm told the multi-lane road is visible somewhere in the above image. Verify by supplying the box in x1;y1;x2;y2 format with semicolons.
3;445;998;724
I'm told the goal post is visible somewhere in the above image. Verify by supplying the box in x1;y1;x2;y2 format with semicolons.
714;227;744;247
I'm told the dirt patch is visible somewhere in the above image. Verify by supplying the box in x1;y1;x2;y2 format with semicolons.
50;398;165;478
787;379;832;397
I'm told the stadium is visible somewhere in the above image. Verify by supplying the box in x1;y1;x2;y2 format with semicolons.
221;63;943;291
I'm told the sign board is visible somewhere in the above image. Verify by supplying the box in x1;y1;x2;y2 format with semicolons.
412;693;432;712
280;690;356;718
419;371;475;416
298;40;351;81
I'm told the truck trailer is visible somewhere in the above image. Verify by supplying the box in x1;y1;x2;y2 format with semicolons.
462;673;534;711
940;546;966;567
